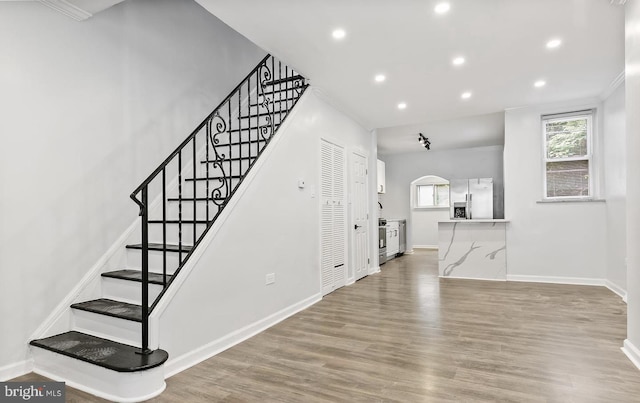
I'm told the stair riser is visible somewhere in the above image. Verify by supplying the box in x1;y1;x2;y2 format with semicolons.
126;248;183;274
147;224;203;245
197;159;258;177
248;101;293;115
31;347;166;403
101;277;164;306
258;88;303;102
72;309;142;348
167;177;243;198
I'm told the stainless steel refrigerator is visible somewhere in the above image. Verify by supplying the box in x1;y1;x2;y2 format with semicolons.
450;178;494;219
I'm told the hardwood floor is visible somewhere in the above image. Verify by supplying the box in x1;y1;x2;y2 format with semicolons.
13;249;640;402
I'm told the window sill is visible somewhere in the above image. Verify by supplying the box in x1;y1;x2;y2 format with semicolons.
413;206;450;210
536;198;605;204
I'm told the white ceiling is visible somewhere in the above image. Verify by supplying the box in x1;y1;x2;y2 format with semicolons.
196;0;624;153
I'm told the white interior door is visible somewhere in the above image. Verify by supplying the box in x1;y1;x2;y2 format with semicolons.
320;139;346;295
352;151;369;281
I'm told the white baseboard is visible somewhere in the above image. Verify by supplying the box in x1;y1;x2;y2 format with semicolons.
439;275;506;282
368;266;380;275
605;280;627;302
622;339;640;371
0;360;33;381
412;245;438;250
163;293;321;378
506;275;605;286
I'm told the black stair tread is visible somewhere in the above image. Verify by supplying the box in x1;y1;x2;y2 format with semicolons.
199;156;256;164
126;243;193;253
227;127;278;134
185;175;243;181
71;298;142;322
148;219;209;224
30;331;168;373
102;269;172;285
237;111;289;119
263;74;304;86
167;197;226;201
249;96;302;107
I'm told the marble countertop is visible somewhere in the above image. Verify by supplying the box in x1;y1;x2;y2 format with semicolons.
439;219;509;223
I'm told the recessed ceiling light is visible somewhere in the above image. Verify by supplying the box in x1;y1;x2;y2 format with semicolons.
461;92;472;100
534;80;546;88
332;29;346;40
452;57;465;66
546;38;562;49
398;102;407;110
434;2;451;14
375;74;386;83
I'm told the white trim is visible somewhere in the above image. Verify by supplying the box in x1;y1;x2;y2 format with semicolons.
439;275;506;282
29;219;139;341
0;360;33;381
151;91;310;316
39;0;92;21
622;339;640;371
412;245;438;249
368;266;381;275
32;351;166;403
404;249;415;254
506;275;605;286
163;293;321;378
601;70;625;100
605;280;627;302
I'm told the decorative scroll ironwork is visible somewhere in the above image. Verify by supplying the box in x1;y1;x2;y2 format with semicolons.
129;54;308;353
207;112;229;207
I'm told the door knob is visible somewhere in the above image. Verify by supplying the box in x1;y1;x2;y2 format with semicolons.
354;224;361;230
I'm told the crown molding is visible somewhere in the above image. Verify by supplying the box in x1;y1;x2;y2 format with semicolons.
601;70;625;100
39;0;92;21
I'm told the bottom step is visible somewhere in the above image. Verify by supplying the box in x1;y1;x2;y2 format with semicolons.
30;331;167;372
30;331;168;402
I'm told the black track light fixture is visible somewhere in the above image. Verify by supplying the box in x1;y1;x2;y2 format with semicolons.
418;133;431;150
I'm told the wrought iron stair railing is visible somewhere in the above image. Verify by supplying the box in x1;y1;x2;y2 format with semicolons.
130;54;307;352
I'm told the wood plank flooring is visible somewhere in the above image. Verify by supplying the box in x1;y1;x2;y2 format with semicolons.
13;249;640;402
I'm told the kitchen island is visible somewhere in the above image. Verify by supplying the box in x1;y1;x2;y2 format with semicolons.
438;219;508;280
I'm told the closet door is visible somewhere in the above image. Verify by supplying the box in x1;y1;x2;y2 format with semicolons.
320;139;347;295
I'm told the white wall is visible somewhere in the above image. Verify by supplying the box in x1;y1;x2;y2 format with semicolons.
603;83;627;296
503;100;607;281
155;89;376;373
624;0;640;367
0;0;266;377
379;145;504;250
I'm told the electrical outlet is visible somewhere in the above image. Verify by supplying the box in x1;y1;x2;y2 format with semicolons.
266;273;275;285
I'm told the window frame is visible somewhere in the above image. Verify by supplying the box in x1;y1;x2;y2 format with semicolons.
542;111;594;200
415;183;450;208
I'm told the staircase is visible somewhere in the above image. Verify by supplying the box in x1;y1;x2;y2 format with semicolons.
29;54;307;402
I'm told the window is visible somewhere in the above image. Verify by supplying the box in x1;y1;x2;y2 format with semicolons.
416;184;450;207
543;111;593;198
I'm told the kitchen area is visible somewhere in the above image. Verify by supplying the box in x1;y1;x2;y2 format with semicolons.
376;155;507;279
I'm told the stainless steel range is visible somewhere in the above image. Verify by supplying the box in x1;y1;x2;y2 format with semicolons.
378;218;387;265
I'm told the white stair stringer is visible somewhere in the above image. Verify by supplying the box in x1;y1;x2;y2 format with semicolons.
31;347;166;403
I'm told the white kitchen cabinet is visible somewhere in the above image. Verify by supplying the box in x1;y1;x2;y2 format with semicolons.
377;159;386;194
386;221;399;257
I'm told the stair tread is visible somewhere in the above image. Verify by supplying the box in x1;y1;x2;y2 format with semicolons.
167;197;225;201
102;269;172;285
71;298;142;322
126;243;193;253
148;220;209;224
185;175;243;181
30;331;168;373
263;74;304;86
249;96;301;107
199;156;256;164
